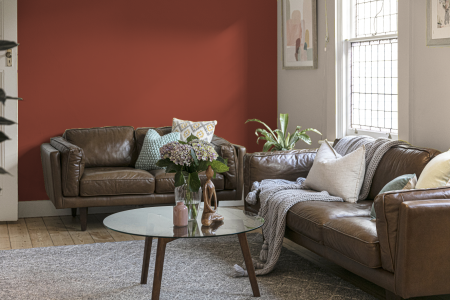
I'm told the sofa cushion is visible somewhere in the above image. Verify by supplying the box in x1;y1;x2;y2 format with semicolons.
135;129;180;171
64;126;135;168
80;167;155;196
303;142;365;203
150;169;224;194
323;217;381;268
367;145;441;199
286;200;372;243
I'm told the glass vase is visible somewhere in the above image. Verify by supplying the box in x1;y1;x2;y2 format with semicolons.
174;177;202;220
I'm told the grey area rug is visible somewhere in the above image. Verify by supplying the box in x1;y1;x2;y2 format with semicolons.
0;234;375;300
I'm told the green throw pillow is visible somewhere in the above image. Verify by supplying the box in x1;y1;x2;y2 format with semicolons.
370;174;416;219
135;129;180;170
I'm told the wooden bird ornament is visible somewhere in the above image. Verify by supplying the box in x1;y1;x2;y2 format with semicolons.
201;165;224;226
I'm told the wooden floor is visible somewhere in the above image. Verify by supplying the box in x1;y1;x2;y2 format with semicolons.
1;207;449;300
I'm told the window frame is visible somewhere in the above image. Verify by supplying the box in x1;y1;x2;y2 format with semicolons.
336;0;398;140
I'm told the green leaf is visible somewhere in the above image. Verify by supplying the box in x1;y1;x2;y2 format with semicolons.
300;128;322;136
198;160;209;171
209;160;230;173
156;158;172;168
213;171;217;179
188;172;201;192
190;149;199;166
285;132;291;147
256;128;277;143
178;141;187;144
174;171;185;187
297;133;312;145
279;113;289;139
274;129;285;147
165;163;179;173
289;134;300;149
256;136;268;145
217;156;226;164
186;134;198;143
246;119;277;140
262;141;276;152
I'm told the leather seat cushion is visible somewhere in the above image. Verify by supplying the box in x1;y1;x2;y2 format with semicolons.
80;167;155;196
150;169;224;194
323;217;381;268
286;200;372;243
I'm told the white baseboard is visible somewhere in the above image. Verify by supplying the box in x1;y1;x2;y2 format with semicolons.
18;199;244;218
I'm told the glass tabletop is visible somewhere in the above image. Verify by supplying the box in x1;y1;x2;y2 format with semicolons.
103;206;264;238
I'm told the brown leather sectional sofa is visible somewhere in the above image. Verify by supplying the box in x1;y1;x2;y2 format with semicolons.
41;126;245;231
244;142;450;299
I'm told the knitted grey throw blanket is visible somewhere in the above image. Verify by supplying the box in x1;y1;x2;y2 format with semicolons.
234;136;407;277
233;178;343;277
334;136;408;200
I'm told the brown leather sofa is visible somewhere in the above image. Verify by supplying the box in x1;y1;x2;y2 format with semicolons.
244;142;450;300
41;126;245;231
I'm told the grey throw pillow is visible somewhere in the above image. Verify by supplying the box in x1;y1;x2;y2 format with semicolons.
135;129;180;170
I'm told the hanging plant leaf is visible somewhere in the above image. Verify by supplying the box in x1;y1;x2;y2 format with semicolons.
0;89;23;105
0;131;10;143
0;40;18;51
0;117;15;125
0;167;10;175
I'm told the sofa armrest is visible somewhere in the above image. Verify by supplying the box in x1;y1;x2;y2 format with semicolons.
374;186;450;273
40;143;64;208
243;149;317;213
395;200;450;298
210;136;245;195
49;136;85;197
233;144;246;200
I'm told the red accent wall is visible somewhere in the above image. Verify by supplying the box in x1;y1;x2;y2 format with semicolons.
17;0;277;201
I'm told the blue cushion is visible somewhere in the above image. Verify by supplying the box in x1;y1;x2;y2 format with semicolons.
370;174;416;219
135;129;180;170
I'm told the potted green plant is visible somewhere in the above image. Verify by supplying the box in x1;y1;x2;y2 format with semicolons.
156;135;229;220
246;113;321;152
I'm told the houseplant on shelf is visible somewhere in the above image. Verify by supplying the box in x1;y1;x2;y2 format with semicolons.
156;135;229;220
246;113;322;152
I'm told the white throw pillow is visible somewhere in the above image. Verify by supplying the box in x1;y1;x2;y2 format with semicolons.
303;141;366;203
416;150;450;189
172;118;217;143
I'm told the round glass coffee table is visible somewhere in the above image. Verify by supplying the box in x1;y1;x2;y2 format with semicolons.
103;206;264;300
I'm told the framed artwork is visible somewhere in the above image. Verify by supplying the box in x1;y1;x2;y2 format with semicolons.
427;0;450;46
281;0;318;69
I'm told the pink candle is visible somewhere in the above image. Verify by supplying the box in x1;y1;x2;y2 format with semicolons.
173;201;188;227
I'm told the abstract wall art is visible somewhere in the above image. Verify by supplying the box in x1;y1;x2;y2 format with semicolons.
281;0;317;69
427;0;450;46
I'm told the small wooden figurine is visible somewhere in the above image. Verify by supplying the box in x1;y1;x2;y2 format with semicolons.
201;165;224;226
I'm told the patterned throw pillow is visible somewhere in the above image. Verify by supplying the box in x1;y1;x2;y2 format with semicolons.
135;129;180;170
172;118;217;143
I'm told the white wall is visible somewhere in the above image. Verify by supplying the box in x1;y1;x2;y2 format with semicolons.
399;0;450;152
279;0;450;152
278;0;336;148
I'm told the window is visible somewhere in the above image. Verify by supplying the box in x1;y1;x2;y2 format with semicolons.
337;0;398;138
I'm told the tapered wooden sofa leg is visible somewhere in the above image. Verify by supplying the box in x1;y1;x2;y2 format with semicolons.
71;208;77;217
80;207;88;231
385;289;403;300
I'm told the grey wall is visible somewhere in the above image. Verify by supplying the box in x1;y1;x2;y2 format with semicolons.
277;0;336;148
400;0;450;152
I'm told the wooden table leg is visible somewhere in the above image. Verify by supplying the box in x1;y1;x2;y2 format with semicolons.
140;236;153;284
238;233;261;297
152;238;176;300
